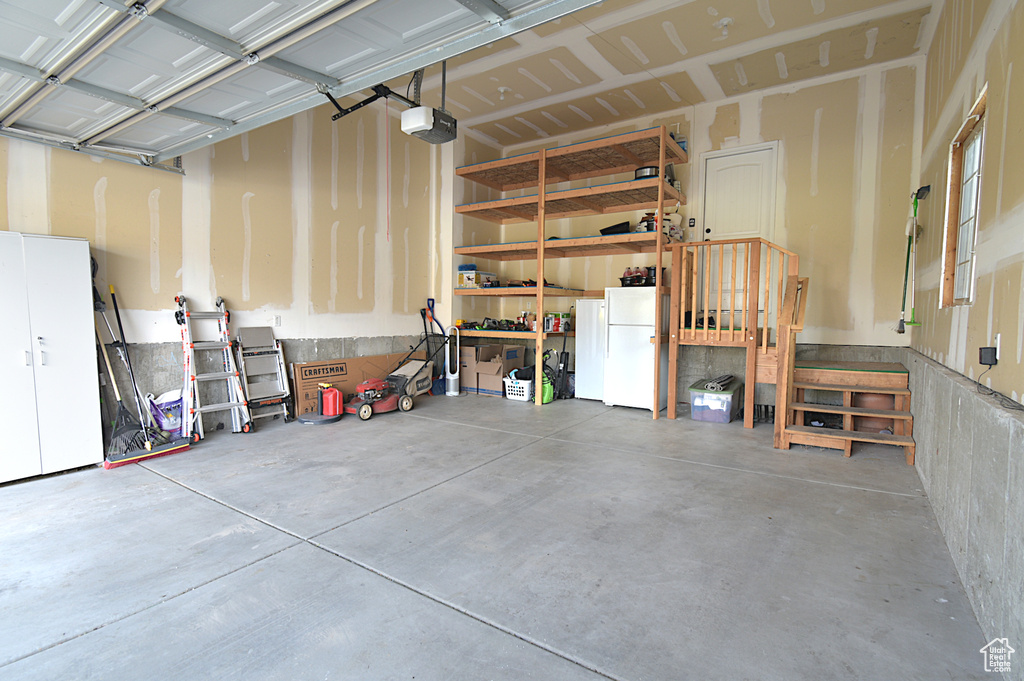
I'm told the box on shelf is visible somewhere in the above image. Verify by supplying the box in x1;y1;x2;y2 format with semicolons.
688;378;743;423
456;271;498;288
544;312;571;333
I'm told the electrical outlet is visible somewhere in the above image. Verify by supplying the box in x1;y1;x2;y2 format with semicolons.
995;333;1001;360
273;315;282;327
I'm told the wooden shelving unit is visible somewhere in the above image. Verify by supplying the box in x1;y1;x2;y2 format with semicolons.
454;286;584;297
454;126;687;410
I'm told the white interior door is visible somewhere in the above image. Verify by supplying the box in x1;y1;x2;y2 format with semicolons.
702;144;777;241
700;144;778;327
22;236;103;474
0;233;43;482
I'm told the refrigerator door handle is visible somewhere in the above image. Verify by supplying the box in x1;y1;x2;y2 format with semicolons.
605;313;611;359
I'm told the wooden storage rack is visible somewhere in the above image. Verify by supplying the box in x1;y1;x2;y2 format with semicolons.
454;126;687;410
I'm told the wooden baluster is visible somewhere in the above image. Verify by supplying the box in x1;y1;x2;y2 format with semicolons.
668;245;682;419
691;245;699;340
741;243;748;341
730;243;738;342
703;245;711;339
680;246;689;340
744;241;761;429
776;251;785;326
716;243;724;339
762;245;771;355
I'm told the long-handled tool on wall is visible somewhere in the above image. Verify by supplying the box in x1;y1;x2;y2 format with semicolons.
99;331;149;458
102;286;190;468
897;185;930;334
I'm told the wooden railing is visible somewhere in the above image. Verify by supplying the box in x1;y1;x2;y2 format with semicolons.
667;238;803;429
774;275;809;447
670;238;799;349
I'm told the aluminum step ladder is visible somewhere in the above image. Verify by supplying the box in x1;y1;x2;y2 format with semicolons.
175;296;251;442
234;326;292;426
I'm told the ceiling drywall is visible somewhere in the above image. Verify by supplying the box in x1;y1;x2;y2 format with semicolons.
416;0;939;148
0;0;939;167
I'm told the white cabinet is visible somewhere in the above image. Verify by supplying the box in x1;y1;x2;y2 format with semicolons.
1;232;102;482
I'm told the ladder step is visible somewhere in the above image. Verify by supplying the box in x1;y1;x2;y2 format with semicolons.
194;371;238;381
195;402;247;413
192;341;230;351
789;403;913;419
187;311;225;319
792;381;910;396
785;425;914;446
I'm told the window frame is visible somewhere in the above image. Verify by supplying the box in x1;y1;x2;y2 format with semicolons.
941;87;987;307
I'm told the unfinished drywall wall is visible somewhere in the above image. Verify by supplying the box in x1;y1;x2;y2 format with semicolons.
2;100;441;355
914;0;1024;404
910;0;1024;670
923;0;992;143
309;105;377;315
50;150;184;313
209;120;294;311
458;57;916;349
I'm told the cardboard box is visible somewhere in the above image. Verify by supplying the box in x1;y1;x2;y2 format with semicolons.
475;345;525;397
290;352;423;415
456;271;497;288
458;346;482;393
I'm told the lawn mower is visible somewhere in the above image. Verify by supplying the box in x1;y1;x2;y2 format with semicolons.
344;359;434;420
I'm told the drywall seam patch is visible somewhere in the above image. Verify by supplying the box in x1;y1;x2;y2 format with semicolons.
149;188;160;294
357;224;365;300
810;107;822;196
331;121;338;211
94;176;108;276
329;221;338;313
7;140;49;233
356;118;365;210
852;71;881;340
996;62;1011;215
241;191;254;302
292;110;312;334
181;146;212;307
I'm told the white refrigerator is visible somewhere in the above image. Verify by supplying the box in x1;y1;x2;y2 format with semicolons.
573;298;605;401
602;287;669;412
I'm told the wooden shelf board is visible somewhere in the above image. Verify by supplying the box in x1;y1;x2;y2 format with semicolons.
789;403;913;419
792;381;911;395
454;286;584;297
459;329;575;339
455;177;685;224
785;425;914;446
456;127;687;192
455;232;668;261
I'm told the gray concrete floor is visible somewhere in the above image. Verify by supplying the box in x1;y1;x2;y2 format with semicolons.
0;395;992;680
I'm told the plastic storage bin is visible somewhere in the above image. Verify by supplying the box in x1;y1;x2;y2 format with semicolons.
688;378;743;423
502;376;533;401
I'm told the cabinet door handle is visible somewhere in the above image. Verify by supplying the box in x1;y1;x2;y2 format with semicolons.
25;350;32;366
35;337;45;366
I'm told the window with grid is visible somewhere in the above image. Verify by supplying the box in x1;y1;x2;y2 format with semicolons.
942;87;986;307
953;124;983;300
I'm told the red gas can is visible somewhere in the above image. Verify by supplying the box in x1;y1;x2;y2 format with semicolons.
321;387;341;417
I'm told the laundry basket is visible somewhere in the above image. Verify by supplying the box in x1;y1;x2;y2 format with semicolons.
502;376;533;402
